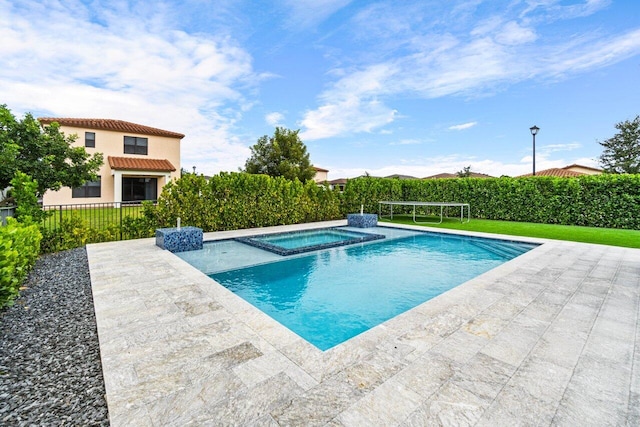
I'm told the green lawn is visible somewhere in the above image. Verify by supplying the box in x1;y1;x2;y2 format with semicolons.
379;215;640;249
42;205;145;230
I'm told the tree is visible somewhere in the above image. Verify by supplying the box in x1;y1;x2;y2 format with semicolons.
0;105;103;197
456;165;472;178
598;115;640;174
244;127;315;182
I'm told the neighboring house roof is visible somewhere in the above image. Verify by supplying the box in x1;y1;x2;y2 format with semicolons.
518;163;603;178
313;166;329;172
468;172;494;178
38;118;185;139
328;178;348;185
518;168;585;178
385;174;417;179
108;156;176;172
423;172;494;179
424;173;457;179
562;164;603;173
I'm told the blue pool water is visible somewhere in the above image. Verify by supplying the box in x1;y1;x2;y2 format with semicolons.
207;230;537;350
235;228;385;255
255;229;373;249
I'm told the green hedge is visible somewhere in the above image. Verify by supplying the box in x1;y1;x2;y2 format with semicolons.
146;172;342;232
342;174;640;229
0;218;42;308
39;214;121;254
34;172;639;253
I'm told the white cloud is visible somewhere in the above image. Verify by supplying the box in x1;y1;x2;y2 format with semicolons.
495;21;537;45
299;2;640;141
0;0;261;176
265;112;285;126
389;139;422;145
300;96;397;140
449;122;478;131
282;0;353;29
523;0;611;20
539;143;582;154
326;152;599;180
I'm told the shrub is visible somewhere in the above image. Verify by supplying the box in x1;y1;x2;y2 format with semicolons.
149;172;342;231
0;218;42;308
11;171;48;224
39;214;119;253
342;174;640;229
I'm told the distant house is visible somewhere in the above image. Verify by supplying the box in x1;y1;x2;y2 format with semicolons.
385;174;418;179
517;164;603;178
38;118;183;206
312;166;329;183
328;178;348;192
423;172;494;179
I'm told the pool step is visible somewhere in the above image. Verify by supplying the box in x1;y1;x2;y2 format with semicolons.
470;240;532;259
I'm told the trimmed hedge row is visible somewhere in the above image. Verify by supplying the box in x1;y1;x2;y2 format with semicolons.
147;172;343;231
27;172;639;254
0;218;42;308
343;174;640;229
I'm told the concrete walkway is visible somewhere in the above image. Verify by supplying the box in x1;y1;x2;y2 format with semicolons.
87;221;640;426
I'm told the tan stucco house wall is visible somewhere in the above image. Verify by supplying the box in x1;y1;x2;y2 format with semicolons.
313;167;329;183
39;118;183;206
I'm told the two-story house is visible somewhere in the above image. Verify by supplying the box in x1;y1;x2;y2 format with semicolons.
38;118;183;206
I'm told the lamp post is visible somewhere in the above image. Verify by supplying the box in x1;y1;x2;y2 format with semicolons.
529;125;539;176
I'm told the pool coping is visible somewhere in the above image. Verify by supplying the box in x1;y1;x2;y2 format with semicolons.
233;227;386;256
87;220;640;426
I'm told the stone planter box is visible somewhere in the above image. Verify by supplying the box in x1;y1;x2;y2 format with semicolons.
347;213;378;228
155;226;203;253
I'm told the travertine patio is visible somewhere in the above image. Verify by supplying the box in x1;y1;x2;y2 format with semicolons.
87;221;640;426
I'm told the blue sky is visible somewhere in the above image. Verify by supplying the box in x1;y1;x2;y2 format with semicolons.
1;0;639;179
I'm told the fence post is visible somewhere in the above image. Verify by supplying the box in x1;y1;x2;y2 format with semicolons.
119;204;123;240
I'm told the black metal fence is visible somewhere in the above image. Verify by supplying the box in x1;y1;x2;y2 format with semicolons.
41;202;153;241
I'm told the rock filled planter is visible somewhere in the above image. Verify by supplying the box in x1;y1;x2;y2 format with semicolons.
0;248;109;426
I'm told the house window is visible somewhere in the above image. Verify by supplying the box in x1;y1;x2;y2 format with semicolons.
124;136;148;155
85;132;95;148
72;178;101;198
122;177;157;201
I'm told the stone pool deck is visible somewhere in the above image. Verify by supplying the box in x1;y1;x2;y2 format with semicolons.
87;221;640;426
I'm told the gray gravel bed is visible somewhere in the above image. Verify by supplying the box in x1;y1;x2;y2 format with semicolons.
0;247;109;426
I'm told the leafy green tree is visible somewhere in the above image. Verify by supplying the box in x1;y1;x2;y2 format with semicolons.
11;172;47;223
244;127;315;182
0;104;103;197
598;115;640;174
456;165;472;178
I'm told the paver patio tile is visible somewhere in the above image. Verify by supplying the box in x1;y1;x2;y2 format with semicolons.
86;223;640;425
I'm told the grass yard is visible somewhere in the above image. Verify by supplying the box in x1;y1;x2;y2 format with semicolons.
42;204;146;230
379;215;640;249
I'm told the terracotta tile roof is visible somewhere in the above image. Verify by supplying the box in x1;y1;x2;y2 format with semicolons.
108;156;176;172
313;166;329;172
562;164;603;172
518;168;585;178
38;118;185;139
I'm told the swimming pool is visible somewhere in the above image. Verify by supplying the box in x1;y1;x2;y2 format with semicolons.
235;227;385;255
179;226;538;351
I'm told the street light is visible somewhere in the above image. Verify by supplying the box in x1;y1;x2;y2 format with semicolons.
530;125;539;176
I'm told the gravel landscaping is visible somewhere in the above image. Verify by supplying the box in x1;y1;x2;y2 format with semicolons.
0;247;109;426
